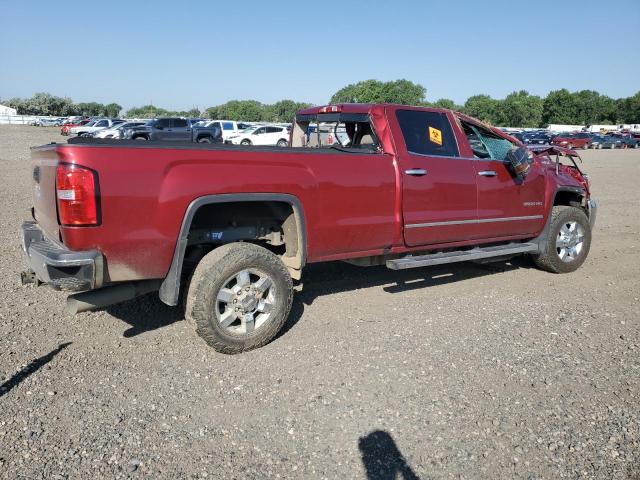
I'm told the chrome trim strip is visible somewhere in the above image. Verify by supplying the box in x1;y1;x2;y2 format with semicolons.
406;215;543;229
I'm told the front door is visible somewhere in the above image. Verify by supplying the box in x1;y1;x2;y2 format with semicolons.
458;121;547;238
394;109;478;246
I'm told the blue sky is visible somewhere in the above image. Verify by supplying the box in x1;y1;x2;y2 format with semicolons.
1;0;638;111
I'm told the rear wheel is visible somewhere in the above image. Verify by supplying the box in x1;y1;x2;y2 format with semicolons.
533;206;591;273
197;136;212;143
186;243;293;354
134;136;147;141
276;139;288;147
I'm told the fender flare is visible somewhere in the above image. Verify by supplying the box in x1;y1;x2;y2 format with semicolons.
158;193;307;306
533;186;587;254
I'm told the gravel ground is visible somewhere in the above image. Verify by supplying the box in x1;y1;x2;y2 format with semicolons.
0;125;638;479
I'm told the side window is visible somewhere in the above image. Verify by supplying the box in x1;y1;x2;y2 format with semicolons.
155;118;171;129
254;127;266;134
95;120;108;127
461;121;515;161
396;110;458;157
266;126;282;133
222;122;234;130
173;118;188;128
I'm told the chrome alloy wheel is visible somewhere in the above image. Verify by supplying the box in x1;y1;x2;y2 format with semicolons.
215;269;276;335
556;221;585;263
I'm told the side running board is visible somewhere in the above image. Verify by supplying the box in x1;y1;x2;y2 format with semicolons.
386;243;538;270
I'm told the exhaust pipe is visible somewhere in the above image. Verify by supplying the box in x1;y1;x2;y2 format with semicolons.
66;280;162;314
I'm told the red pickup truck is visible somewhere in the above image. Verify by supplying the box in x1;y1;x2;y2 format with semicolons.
22;104;597;353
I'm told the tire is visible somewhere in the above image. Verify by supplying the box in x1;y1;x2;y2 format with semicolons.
134;136;147;141
276;139;288;147
197;136;212;143
240;139;252;146
186;243;293;354
533;206;591;274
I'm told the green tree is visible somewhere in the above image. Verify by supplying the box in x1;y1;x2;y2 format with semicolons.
264;100;312;122
125;105;170;118
429;98;461;110
498;90;543;128
103;103;122;117
205;100;265;122
329;79;426;105
75;102;105;116
617;91;640;124
462;95;500;124
542;89;578;125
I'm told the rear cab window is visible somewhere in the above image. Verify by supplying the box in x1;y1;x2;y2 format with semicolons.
291;109;381;152
395;110;458;157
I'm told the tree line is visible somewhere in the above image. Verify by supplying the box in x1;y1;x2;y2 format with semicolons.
1;93;122;118
3;81;639;127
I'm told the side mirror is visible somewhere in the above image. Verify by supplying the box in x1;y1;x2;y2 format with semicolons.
506;146;532;180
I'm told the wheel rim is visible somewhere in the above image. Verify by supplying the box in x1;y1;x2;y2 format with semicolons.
215;268;277;335
556;221;585;263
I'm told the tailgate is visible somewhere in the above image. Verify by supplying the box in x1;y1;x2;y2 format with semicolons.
31;145;60;241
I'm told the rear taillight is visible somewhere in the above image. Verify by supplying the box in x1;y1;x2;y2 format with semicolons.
56;163;100;226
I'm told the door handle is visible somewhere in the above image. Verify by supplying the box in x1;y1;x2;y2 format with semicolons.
478;170;497;177
405;169;427;176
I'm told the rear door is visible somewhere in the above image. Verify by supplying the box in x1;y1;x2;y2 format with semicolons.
456;120;546;238
393;109;479;246
171;118;191;141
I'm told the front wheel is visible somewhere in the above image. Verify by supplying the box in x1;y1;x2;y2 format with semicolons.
186;243;293;354
240;139;252;146
533;206;591;273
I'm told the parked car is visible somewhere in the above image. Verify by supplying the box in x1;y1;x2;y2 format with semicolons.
35;117;65;127
522;131;552;145
551;132;591;149
609;133;639;149
69;119;124;137
91;122;147;139
22;103;596;354
227;125;290;146
121;118;222;143
202;120;252;142
61;119;91;136
588;134;606;149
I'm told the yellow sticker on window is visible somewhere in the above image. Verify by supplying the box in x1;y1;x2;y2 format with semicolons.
429;126;443;145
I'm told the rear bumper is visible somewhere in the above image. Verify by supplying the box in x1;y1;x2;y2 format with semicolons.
21;221;104;292
588;198;598;229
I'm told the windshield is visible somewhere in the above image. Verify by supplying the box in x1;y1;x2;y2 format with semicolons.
241;126;258;134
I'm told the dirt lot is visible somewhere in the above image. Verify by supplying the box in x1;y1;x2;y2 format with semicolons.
0;125;638;479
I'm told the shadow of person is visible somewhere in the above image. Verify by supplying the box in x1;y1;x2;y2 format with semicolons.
359;430;420;480
0;342;72;398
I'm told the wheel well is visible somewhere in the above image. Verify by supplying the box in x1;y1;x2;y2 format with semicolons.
554;190;586;210
183;201;303;280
